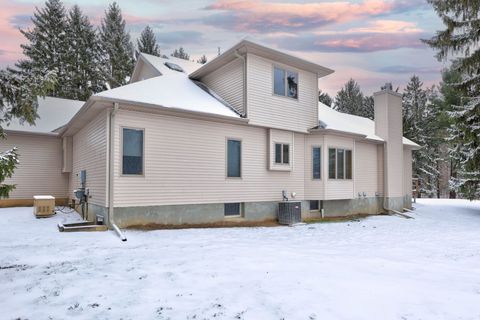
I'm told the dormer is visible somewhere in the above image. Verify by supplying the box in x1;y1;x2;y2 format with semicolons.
190;40;334;133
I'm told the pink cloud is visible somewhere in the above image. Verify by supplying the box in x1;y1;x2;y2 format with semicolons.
0;3;33;67
204;0;415;32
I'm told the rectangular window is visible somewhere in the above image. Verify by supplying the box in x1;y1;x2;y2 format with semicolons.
224;203;241;216
227;139;241;178
122;128;144;175
309;200;319;211
287;70;298;99
328;147;352;180
273;66;298;99
337;149;345;179
312;147;321;179
275;143;290;164
328;148;336;179
273;67;285;96
346;150;352;179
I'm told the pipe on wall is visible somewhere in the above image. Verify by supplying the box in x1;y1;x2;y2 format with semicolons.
234;49;247;117
108;102;127;241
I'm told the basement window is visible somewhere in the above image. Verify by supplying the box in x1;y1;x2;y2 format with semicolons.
122;128;144;175
328;148;352;180
275;143;290;164
309;200;319;211
224;203;241;217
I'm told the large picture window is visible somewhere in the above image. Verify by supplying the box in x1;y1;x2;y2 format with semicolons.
227;139;241;178
122;128;144;175
273;66;298;99
312;147;321;179
275;143;290;164
328;148;352;180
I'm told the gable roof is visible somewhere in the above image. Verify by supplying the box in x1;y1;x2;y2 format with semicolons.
190;39;334;80
140;53;203;75
317;102;420;148
5;96;84;134
94;72;240;119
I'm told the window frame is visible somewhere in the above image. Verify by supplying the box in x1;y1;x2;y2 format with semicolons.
328;147;353;180
272;65;299;100
224;202;243;218
226;138;242;179
120;126;145;177
312;146;322;180
309;200;320;211
274;142;290;165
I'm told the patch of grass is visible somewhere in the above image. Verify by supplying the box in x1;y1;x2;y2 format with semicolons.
127;219;280;230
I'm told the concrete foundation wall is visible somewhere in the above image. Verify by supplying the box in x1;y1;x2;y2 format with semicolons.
111;198;387;228
385;196;406;212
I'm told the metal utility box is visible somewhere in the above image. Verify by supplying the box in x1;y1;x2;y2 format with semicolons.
33;195;55;217
278;201;301;225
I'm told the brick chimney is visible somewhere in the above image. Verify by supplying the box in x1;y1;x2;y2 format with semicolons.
374;84;404;212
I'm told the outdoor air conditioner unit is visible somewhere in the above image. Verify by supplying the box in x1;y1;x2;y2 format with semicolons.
33;195;55;218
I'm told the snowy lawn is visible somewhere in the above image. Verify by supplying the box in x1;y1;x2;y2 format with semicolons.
1;199;480;320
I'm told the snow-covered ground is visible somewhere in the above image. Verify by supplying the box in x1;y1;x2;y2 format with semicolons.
1;199;479;320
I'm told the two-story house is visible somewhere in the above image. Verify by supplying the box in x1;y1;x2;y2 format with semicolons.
1;39;419;227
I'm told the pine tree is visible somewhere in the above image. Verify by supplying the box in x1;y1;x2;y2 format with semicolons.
424;0;480;199
0;69;56;198
334;79;372;118
197;54;208;64
137;25;160;57
318;89;333;107
402;75;441;197
171;47;190;60
64;5;106;100
11;0;68;97
100;2;134;88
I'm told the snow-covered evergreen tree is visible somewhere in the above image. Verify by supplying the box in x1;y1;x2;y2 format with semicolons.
425;0;480;199
197;54;208;64
171;47;190;60
137;25;160;57
11;0;68;97
318;89;333;107
100;2;134;88
65;5;106;100
402;75;440;197
0;69;56;198
334;79;373;118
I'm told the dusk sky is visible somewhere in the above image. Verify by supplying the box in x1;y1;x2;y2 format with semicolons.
0;0;447;96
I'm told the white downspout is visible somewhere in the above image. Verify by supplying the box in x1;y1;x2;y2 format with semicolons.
382;142;390;214
234;50;247;117
108;103;126;241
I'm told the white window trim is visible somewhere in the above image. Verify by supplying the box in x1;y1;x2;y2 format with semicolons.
328;147;353;180
274;142;290;165
312;146;322;180
120;126;145;177
272;65;299;100
226;137;242;179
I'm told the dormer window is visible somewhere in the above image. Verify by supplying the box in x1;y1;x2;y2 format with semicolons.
273;66;298;99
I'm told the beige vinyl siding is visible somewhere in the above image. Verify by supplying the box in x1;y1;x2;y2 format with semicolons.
324;135;354;200
113;109;305;207
377;144;384;196
304;135;325;200
403;148;413;196
246;53;318;133
69;110;108;206
1;133;68;199
200;58;244;115
355;141;381;197
268;128;294;171
131;59;161;83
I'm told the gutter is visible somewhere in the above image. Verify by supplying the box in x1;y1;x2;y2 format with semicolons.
108;102;126;241
382;141;391;214
234;49;247;117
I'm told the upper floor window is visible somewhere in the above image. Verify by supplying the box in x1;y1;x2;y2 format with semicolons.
328;148;352;180
122;128;144;175
227;139;241;178
275;143;290;164
273;66;298;99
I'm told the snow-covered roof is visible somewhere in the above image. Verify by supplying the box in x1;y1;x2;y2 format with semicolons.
5;96;84;134
95;72;240;118
140;53;203;75
317;102;419;147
